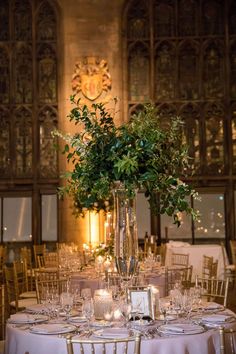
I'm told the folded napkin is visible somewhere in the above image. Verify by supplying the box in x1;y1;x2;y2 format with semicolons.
10;314;33;323
168;241;190;247
202;314;232;323
98;328;130;338
32;324;71;334
25;304;47;313
68;316;87;323
162;324;202;333
203;302;222;310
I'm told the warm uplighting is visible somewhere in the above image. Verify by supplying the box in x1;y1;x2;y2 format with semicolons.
88;211;100;245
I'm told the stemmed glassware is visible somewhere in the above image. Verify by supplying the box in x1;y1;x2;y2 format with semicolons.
131;297;143;324
82;298;94;333
81;288;92;300
159;298;169;323
119;298;132;327
60;292;74;320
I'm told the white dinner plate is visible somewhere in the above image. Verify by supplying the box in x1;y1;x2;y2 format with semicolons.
156;315;177;321
30;324;76;335
93;327;131;339
68;316;87;324
158;323;205;335
8;314;49;324
202;302;224;312
90;321;111;328
25;304;48;314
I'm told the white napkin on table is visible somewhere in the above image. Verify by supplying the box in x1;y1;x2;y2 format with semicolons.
203;302;222;310
202;314;232;323
25;304;47;313
162;324;202;333
98;327;130;338
32;324;70;334
10;313;34;323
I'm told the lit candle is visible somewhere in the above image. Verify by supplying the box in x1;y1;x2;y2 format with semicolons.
93;289;113;320
148;284;160;318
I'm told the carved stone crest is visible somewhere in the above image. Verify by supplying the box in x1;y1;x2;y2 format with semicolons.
72;57;112;101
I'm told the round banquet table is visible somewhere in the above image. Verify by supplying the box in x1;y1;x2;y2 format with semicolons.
5;320;229;354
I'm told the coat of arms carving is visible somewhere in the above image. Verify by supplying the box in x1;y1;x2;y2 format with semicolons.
72;57;112;101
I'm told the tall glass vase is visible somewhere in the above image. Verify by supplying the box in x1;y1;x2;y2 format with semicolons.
112;182;139;280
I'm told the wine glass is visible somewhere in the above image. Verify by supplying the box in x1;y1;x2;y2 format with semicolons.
159;298;169;323
82;298;94;334
60;292;74;320
120;299;132;327
81;288;92;300
131;297;143;324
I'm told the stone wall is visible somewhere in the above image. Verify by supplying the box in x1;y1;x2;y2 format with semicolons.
57;0;125;245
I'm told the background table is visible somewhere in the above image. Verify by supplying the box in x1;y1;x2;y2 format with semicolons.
165;242;228;279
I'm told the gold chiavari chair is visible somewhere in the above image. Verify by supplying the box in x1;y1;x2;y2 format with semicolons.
0;285;5;340
165;265;193;296
66;333;141;354
171;252;189;267
37;252;59;269
156;243;166;266
0;246;6;284
13;260;37;299
0;284;5;354
4;265;37;313
220;243;236;284
230;240;236;266
33;244;46;268
35;269;67;303
211;260;218;278
20;247;35;290
37;255;45;269
219;326;236;354
43;252;59;268
202;255;214;278
197;276;229;307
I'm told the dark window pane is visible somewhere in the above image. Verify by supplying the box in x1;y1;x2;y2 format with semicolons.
41;195;57;241
3;197;32;242
194;194;225;239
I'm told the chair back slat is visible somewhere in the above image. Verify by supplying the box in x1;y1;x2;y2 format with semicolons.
230;240;236;265
165;266;193;295
197;276;229;307
0;285;5;339
66;334;141;354
171;253;189;267
35;269;67;303
219;326;236;354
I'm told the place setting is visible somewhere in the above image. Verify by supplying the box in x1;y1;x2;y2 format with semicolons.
29;323;77;335
8;313;49;325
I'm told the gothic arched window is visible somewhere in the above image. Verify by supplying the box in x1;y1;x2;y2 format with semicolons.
0;0;59;243
124;0;236;245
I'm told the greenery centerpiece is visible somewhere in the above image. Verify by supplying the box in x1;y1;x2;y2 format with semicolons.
55;96;197;268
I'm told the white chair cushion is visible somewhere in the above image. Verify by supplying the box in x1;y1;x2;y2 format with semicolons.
10;297;38;309
20;291;37;299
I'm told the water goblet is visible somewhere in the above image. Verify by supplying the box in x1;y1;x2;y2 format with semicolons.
159;298;169;323
60;292;74;320
120;299;132;327
81;288;92;300
82;298;94;333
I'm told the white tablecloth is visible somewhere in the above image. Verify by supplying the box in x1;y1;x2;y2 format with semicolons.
165;242;228;279
5;322;223;354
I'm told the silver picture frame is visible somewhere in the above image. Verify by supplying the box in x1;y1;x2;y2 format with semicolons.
128;287;154;320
